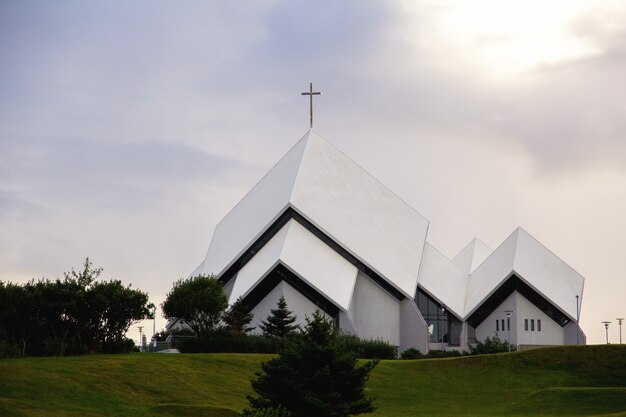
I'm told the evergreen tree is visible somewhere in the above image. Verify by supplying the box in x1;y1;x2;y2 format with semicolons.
223;297;254;336
244;311;378;417
260;296;299;338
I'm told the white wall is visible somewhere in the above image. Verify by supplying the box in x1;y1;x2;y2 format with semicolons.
400;298;429;354
348;272;400;346
475;292;517;345
515;293;564;346
249;280;328;334
474;291;565;346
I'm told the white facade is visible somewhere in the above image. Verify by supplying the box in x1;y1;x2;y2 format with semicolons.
186;129;586;353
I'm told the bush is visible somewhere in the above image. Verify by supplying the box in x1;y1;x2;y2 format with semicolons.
242;406;292;417
400;348;423;359
0;340;20;358
469;335;515;355
177;332;286;354
336;334;397;359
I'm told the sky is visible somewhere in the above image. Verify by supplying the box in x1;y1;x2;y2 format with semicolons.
1;1;625;346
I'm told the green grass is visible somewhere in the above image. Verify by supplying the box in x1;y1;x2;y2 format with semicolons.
0;345;625;417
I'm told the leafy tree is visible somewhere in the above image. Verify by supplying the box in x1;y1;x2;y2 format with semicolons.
260;296;299;338
0;259;152;356
244;310;378;417
88;280;151;352
469;335;515;355
161;275;228;337
223;297;254;336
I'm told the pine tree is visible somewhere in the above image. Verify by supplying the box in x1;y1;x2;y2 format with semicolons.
260;296;299;338
244;311;378;417
223;297;254;336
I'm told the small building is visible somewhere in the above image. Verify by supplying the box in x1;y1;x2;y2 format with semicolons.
186;130;585;353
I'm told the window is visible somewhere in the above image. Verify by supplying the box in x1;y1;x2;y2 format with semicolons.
537;319;541;332
531;319;535;331
507;318;510;331
502;319;505;331
496;320;499;331
525;319;528;331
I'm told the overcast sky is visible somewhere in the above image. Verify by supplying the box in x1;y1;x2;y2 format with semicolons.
2;1;625;345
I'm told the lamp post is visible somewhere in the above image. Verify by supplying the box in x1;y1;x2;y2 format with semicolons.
504;310;513;352
617;318;624;344
575;295;580;345
151;304;157;350
138;326;144;352
602;321;611;344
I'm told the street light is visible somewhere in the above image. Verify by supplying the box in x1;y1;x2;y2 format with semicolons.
617;318;624;344
602;321;611;344
151;304;157;350
138;326;144;351
504;310;514;352
575;295;580;345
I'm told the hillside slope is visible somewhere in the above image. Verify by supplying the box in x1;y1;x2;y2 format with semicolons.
0;345;625;417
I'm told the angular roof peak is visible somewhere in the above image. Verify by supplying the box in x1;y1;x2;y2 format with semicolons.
200;130;430;298
453;237;493;274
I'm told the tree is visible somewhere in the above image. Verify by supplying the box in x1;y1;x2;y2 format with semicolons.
88;280;151;352
244;311;378;417
161;275;228;337
260;296;299;338
223;297;254;336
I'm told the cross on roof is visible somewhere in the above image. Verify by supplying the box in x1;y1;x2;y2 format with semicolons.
301;82;321;128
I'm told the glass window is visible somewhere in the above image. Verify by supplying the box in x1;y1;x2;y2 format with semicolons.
496;320;499;331
525;319;528;331
507;318;510;331
468;324;476;343
531;319;535;331
537;319;541;332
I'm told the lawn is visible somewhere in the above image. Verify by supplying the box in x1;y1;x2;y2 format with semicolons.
0;345;624;417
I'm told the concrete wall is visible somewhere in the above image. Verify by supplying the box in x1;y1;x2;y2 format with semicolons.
249;280;327;334
348;272;400;346
474;291;565;346
515;293;564;346
475;292;518;344
400;298;429;354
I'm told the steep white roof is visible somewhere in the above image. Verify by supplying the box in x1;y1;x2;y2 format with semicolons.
453;238;492;274
228;219;358;311
417;243;469;318
201;130;429;298
464;228;584;320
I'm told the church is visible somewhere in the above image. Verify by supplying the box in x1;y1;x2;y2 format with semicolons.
188;129;586;353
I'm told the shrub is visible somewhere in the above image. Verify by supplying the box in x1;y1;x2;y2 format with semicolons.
400;348;423;359
469;335;515;355
336;334;397;359
177;332;286;354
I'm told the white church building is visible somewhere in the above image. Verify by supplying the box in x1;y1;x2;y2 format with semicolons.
188;130;585;353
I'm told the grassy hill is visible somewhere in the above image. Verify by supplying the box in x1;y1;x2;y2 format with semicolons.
0;345;625;417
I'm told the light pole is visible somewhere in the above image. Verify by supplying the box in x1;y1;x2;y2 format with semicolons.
617;318;624;344
602;321;611;344
575;295;580;345
138;326;144;351
151;304;157;350
505;310;513;352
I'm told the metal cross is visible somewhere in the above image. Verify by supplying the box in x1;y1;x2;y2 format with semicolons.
301;82;321;128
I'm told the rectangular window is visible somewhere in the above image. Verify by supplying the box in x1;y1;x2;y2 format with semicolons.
507;319;510;331
496;320;499;331
525;319;528;331
531;319;535;331
537;319;541;332
502;319;505;331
